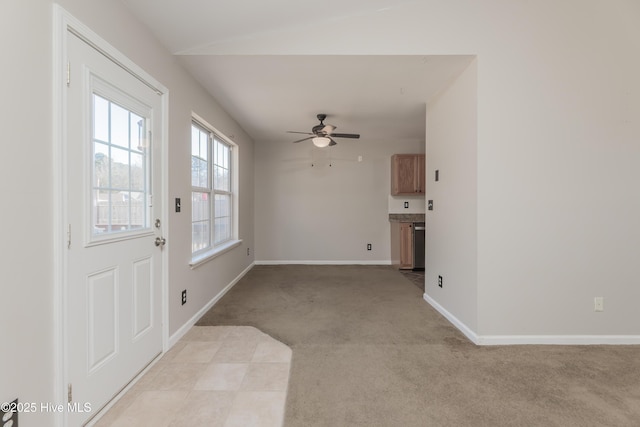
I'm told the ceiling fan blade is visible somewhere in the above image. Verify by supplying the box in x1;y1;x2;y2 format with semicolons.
330;133;360;139
292;136;314;143
329;138;337;146
287;131;313;135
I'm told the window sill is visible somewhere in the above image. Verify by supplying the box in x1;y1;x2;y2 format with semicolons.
190;239;243;269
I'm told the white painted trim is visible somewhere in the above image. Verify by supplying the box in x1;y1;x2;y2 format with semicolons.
423;292;479;344
168;262;255;347
423;293;640;346
52;7;67;427
255;260;392;265
476;335;640;346
190;239;243;268
53;6;170;427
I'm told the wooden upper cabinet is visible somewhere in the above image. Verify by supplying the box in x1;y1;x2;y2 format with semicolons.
391;154;426;195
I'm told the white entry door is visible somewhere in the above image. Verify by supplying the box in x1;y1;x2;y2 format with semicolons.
65;31;164;425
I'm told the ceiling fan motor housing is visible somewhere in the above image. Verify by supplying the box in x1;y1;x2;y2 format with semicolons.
287;113;359;145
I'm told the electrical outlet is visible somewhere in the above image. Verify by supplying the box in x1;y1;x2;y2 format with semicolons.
175;197;181;213
247;247;250;256
428;200;434;211
438;275;443;288
594;297;604;312
367;243;372;251
435;170;439;182
1;398;18;426
404;201;409;209
181;290;187;305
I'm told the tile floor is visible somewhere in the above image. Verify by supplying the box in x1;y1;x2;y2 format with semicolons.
92;326;292;427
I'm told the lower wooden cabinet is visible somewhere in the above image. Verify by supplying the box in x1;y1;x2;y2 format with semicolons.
399;222;413;269
391;222;413;269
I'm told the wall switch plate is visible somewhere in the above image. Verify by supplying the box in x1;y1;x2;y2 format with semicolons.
428;200;434;211
438;275;443;288
175;198;181;213
404;201;409;209
594;297;604;312
247;248;250;256
367;243;372;251
181;290;187;305
435;170;439;181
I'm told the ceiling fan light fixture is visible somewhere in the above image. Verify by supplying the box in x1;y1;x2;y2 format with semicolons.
312;136;331;148
322;124;336;134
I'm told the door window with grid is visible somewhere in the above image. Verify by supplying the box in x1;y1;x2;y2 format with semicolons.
92;92;150;238
191;121;234;256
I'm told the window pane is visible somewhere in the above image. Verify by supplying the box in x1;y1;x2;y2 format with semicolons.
110;147;130;190
198;158;208;188
192;192;210;223
94;142;110;188
200;133;208;161
214;216;230;244
214;193;231;244
222;141;229;167
192;221;210;253
94;190;111;233
191;125;200;157
110;102;130;148
111;191;130;230
213;139;230;192
214;165;229;192
94;95;109;142
191;155;200;187
130;191;146;230
131;152;144;191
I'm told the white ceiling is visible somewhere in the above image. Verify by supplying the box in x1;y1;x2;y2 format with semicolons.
121;0;474;144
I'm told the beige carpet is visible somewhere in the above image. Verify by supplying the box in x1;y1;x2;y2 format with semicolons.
197;265;640;426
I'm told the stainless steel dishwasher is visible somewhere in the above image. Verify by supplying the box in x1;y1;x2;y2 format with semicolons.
413;222;425;271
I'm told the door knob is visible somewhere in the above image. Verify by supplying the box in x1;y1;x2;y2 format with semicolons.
155;237;166;247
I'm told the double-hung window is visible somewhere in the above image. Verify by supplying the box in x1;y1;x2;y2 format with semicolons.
191;120;236;260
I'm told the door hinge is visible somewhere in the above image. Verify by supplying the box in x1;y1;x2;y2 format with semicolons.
67;224;71;249
66;61;71;87
68;383;72;403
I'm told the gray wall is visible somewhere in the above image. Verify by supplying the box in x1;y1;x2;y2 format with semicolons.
254;137;424;263
1;2;54;426
425;60;478;332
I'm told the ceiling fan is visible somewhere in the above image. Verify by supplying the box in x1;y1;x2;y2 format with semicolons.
287;114;360;147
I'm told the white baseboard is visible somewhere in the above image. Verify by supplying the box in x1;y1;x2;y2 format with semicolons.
422;293;640;346
476;335;640;345
423;292;480;344
168;262;254;348
254;260;392;265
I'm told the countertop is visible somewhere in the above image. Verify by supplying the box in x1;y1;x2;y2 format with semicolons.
388;213;425;223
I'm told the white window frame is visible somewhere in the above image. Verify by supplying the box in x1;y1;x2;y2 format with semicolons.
190;116;240;267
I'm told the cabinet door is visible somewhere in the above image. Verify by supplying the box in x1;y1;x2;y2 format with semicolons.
399;222;413;269
392;154;417;195
416;154;425;194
